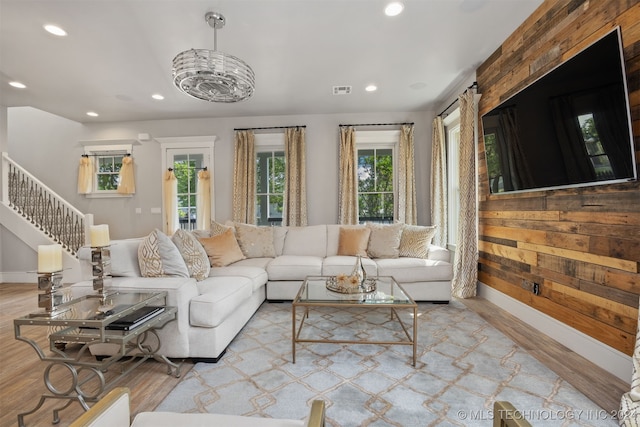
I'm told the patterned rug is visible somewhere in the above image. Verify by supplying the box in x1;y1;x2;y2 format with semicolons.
157;300;617;426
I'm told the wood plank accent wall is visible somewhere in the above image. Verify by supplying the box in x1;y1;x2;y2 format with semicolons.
476;0;640;356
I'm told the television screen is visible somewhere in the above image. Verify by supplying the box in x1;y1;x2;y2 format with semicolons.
481;27;637;194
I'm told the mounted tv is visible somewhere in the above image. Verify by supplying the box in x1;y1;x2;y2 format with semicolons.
482;27;637;194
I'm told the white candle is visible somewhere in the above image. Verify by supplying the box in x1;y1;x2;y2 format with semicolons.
38;244;63;273
90;224;110;247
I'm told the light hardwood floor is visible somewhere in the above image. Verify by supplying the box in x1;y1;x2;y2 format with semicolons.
0;283;629;427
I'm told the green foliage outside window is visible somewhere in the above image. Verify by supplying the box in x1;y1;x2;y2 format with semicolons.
256;151;285;225
96;156;122;190
358;148;393;222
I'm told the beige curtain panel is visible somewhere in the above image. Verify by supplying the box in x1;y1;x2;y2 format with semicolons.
77;156;93;194
452;89;479;298
430;116;448;247
284;127;308;226
117;155;135;195
232;130;256;224
338;126;358;225
196;169;211;230
163;169;178;235
397;124;417;225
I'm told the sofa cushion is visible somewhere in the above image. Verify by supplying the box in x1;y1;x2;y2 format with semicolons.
375;257;453;282
138;229;189;278
273;226;288;256
399;225;437;258
198;229;246;267
322;255;378;277
234;222;276;258
282;225;327;257
132;412;304;427
366;222;403;259
337;226;370;257
208;265;268;292
191;277;253;328
267;255;323;280
171;229;210;281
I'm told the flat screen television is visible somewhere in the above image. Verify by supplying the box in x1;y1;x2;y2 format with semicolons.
481;27;637;194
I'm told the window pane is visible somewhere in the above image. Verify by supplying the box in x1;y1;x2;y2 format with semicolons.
98;157;113;173
376;149;393;191
269;195;283;219
358;150;375;192
271;154;285;193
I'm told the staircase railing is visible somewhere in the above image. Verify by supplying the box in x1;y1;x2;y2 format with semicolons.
2;152;90;255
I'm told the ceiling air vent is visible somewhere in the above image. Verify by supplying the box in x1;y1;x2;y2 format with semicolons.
332;85;352;95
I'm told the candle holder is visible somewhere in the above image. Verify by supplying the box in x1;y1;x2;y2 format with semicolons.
31;270;71;317
89;246;115;305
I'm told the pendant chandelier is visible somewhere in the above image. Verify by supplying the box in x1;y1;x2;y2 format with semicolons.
172;12;255;103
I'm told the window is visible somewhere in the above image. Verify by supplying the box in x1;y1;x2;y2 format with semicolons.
355;131;398;224
159;136;215;234
444;110;461;248
171;152;204;231
256;151;285;226
96;154;123;191
81;142;133;197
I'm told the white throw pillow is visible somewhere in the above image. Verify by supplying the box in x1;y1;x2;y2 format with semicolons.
366;222;403;259
398;225;437;258
138;229;189;277
233;222;276;258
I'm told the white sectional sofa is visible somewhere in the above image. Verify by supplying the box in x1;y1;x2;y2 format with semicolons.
70;222;453;361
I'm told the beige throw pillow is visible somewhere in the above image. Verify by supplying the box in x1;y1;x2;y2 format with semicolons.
233;222;276;258
171;229;211;281
198;229;246;267
399;225;437;258
337;226;371;257
138;229;189;278
366;222;403;258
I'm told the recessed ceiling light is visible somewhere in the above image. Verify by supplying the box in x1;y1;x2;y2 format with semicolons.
44;24;67;36
152;94;165;100
9;81;26;89
86;111;99;117
385;2;404;16
365;85;378;92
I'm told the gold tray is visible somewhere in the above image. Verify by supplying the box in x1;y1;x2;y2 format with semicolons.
325;277;377;294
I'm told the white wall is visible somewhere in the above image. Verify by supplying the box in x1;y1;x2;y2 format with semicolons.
3;108;435;272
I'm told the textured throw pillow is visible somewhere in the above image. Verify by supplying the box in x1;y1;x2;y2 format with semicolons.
171;229;211;281
138;229;189;278
337;226;371;257
198;228;246;267
367;222;403;259
233;222;276;258
399;225;437;258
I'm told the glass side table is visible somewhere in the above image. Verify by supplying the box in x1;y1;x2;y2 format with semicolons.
14;291;180;427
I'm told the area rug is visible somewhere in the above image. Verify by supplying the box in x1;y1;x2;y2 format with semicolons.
156;300;617;426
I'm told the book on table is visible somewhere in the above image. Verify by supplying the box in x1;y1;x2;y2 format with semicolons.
105;306;165;331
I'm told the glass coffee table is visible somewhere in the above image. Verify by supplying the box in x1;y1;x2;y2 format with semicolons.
14;291;179;426
292;276;418;366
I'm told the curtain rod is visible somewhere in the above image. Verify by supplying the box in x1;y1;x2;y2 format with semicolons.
338;122;414;127
233;125;306;131
82;152;131;157
167;166;207;172
438;81;478;117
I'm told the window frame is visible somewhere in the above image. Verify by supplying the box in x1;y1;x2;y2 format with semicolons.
444;109;461;249
355;130;399;224
255;133;285;226
82;143;133;198
158;136;215;234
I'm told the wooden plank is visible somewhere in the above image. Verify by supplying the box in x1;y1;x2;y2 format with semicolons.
479;241;538;266
518;241;637;273
480;224;547;244
479;210;560;221
560;211;640;226
480;273;635;355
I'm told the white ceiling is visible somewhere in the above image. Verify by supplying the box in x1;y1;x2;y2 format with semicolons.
0;0;543;124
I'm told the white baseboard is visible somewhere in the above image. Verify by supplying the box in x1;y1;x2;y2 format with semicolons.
0;271;36;283
478;282;632;384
